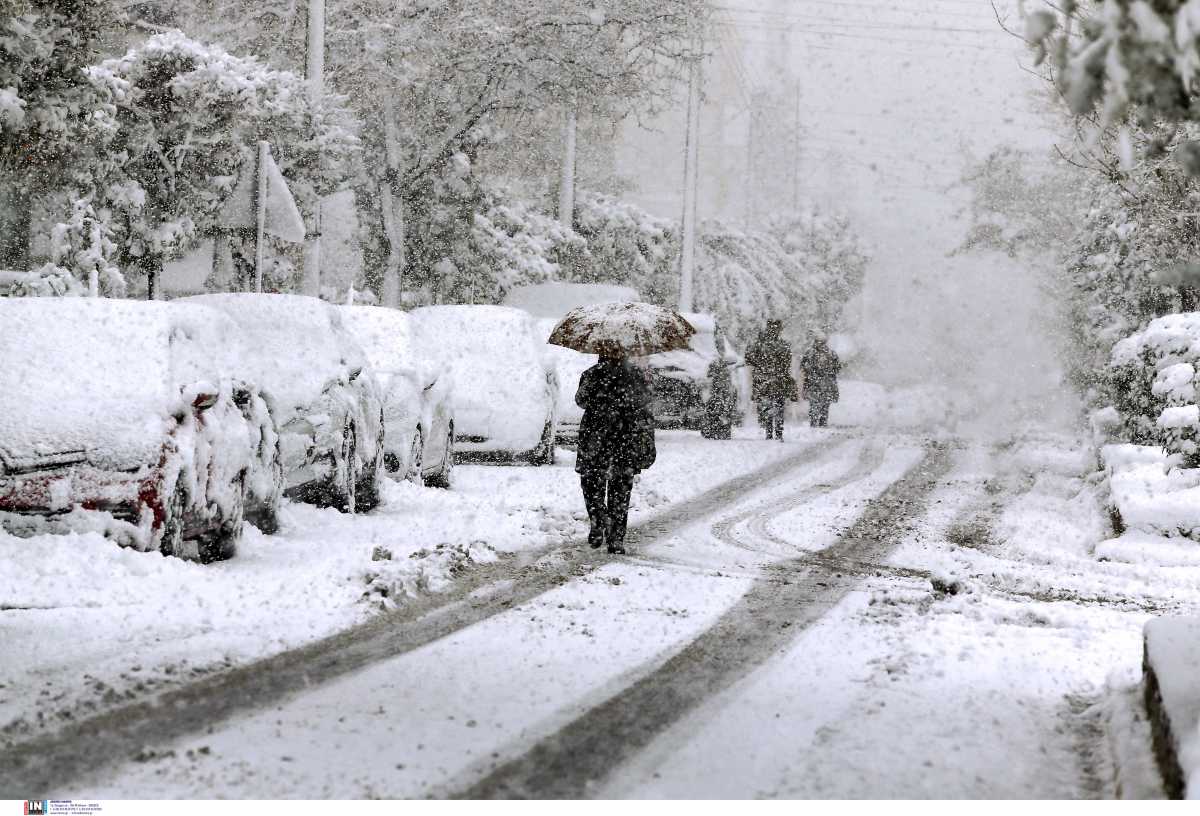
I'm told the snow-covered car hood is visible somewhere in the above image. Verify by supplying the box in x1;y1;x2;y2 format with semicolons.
0;299;226;473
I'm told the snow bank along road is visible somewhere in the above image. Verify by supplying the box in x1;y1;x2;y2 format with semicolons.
4;427;1195;798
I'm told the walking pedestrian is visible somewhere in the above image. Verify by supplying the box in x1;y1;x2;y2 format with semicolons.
745;319;796;441
800;335;841;428
575;353;657;554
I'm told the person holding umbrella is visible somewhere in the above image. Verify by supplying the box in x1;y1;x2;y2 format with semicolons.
548;302;695;554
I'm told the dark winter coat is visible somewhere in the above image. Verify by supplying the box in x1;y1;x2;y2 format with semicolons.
801;343;841;404
575;358;657;475
745;331;795;401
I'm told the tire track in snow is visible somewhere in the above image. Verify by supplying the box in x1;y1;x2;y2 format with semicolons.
704;438;875;560
457;441;954;800
0;437;844;797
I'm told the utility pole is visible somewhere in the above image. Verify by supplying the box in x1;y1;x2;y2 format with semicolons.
380;92;405;309
302;0;325;298
745;105;755;228
793;83;802;212
558;107;577;227
678;42;702;313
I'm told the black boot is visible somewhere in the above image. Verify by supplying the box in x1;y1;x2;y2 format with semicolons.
588;521;605;549
605;515;626;554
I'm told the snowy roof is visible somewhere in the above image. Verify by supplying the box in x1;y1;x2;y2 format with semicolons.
182;293;367;416
501;282;641;319
0;298;235;471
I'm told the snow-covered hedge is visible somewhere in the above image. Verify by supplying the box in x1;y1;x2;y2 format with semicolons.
1110;312;1200;463
568;191;677;304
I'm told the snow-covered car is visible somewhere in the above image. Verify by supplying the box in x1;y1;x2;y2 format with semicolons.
644;313;743;434
504;283;641;445
341;305;455;487
183;294;385;512
0;298;280;561
536;319;594;445
408;305;558;464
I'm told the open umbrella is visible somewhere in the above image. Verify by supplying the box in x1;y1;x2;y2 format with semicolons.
547;301;696;357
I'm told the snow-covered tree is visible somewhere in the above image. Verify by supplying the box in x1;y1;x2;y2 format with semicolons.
767;207;870;336
1030;2;1200;135
164;0;704;303
555;193;870;345
0;0;120;268
81;31;358;296
689;214;867;347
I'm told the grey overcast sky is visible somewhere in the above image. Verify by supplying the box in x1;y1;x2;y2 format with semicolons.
616;0;1074;425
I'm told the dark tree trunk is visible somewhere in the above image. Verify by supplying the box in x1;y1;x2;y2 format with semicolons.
146;255;163;300
0;179;31;270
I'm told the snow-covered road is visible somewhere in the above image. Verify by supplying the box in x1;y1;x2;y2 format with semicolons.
4;427;1196;798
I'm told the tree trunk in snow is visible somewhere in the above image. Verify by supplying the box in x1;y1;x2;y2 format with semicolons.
145;255;163;300
0;178;30;271
379;183;404;308
380;95;406;308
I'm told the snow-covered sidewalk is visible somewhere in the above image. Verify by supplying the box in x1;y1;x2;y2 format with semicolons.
0;428;806;746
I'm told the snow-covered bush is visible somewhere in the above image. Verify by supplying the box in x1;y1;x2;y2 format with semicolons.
1110;313;1200;463
568;191;677;303
409;180;585;305
8;197;125;297
7;263;85;297
459;192;585;303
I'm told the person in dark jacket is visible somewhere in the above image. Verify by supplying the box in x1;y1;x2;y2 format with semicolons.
800;336;841;428
575;354;657;554
744;319;796;441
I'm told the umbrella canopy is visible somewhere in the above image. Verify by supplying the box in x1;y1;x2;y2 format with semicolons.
547;301;696;357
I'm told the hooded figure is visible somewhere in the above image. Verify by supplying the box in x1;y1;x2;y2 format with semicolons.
575;355;657;553
745;319;796;441
800;336;841;428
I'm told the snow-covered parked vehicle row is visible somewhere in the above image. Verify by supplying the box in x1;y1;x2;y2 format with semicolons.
0;298;281;562
183;294;385;513
341;305;455;487
408;305;558;464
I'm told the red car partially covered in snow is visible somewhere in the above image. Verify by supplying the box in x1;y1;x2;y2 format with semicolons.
0;298;281;562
